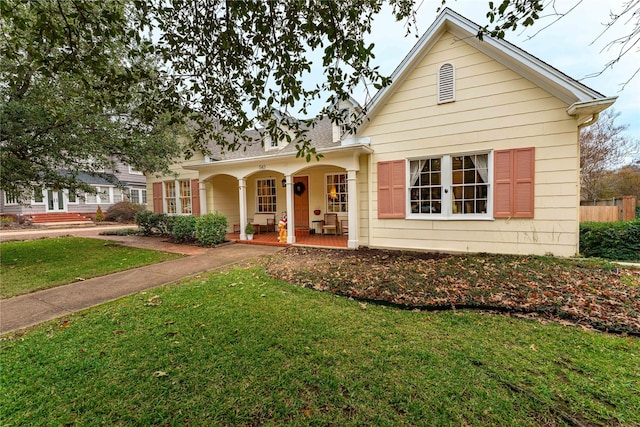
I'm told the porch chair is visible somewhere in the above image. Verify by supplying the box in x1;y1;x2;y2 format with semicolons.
266;217;276;232
340;219;349;235
321;213;339;235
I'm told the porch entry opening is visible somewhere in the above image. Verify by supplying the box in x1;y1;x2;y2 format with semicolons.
46;189;66;212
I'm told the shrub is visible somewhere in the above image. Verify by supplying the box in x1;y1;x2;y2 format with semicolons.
157;214;175;236
172;215;197;243
195;212;228;246
1;216;14;226
106;201;146;223
95;206;105;222
580;220;640;261
135;210;156;235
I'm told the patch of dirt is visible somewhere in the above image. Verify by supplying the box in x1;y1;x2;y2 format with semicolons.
264;247;640;336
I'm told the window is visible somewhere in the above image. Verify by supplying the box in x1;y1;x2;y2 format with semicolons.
409;158;442;214
4;191;20;205
165;181;176;214
437;62;455;104
326;173;348;213
68;191;78;204
408;153;490;218
113;188;124;204
161;180;196;215
256;178;276;212
128;166;143;175
130;188;147;204
339;108;351;135
84;186;110;204
451;154;489;215
179;180;192;214
33;189;44;204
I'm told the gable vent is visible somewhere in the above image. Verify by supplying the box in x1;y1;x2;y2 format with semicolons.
437;62;455;104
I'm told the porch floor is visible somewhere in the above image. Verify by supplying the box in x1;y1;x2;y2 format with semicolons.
226;231;348;248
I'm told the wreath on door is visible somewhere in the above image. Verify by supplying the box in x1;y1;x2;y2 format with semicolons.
294;181;306;196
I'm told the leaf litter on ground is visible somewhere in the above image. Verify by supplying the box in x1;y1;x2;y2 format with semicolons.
264;247;640;335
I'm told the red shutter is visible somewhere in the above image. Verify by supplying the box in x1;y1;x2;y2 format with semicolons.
493;150;513;218
513;147;535;218
493;148;535;219
152;182;163;213
378;160;406;219
191;179;201;216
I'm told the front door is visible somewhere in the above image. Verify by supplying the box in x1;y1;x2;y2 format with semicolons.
293;176;309;230
46;189;66;212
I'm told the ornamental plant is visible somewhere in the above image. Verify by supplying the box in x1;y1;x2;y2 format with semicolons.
195;212;228;246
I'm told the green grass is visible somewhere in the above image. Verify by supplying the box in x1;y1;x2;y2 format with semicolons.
0;237;182;298
1;267;638;426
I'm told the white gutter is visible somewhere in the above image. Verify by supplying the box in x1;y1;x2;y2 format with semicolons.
566;97;617;129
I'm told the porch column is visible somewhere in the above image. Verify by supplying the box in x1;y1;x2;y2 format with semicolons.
238;178;247;240
199;180;206;216
347;169;358;249
285;174;295;244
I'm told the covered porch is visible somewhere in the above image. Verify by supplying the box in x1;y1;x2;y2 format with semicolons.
188;145;370;250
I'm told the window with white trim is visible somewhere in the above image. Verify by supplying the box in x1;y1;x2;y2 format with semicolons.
408;153;490;218
128;166;143;175
165;181;177;214
130;188;147;204
68;191;78;204
84;186;110;204
113;188;124;204
33;189;44;204
256;178;276;212
339;108;351;135
326;173;348;213
4;191;20;205
179;180;192;214
437;62;455;104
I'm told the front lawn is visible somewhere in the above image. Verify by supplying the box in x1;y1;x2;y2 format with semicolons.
1;267;638;426
0;237;182;298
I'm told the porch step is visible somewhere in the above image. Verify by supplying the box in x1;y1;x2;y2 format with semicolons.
30;213;92;224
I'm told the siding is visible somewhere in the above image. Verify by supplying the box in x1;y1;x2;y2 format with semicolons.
362;31;580;257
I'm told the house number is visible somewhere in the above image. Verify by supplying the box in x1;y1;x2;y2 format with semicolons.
258;164;266;169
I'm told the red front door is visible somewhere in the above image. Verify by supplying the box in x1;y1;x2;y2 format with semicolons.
293;176;309;230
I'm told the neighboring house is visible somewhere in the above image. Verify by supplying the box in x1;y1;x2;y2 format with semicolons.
146;8;615;257
0;160;147;223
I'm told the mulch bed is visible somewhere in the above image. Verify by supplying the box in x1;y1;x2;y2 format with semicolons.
264;247;640;336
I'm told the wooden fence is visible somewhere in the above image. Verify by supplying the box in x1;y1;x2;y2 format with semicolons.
580;196;637;222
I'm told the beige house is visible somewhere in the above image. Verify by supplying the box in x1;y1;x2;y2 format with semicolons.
147;8;615;257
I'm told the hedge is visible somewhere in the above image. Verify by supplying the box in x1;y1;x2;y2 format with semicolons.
579;220;640;261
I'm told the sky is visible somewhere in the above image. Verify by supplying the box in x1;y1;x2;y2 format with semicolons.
350;0;639;161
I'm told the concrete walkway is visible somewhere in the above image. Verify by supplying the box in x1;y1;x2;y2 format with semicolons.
0;228;282;334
